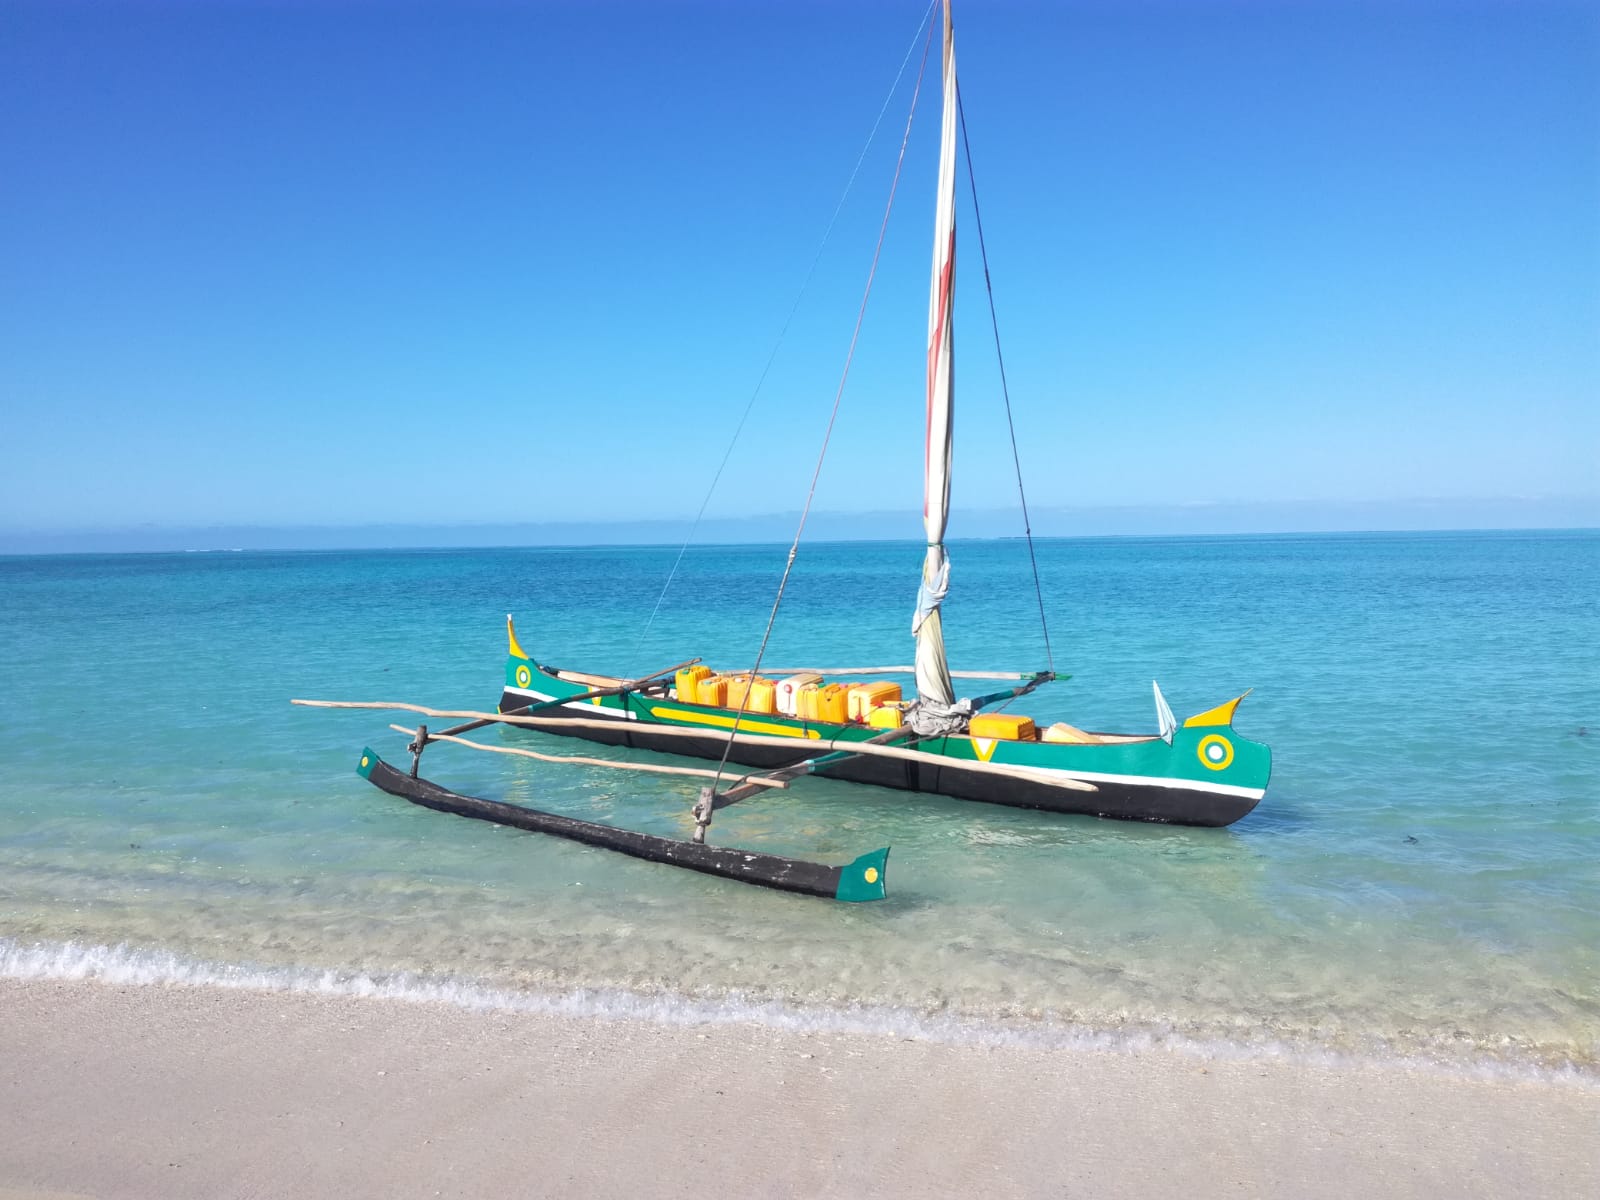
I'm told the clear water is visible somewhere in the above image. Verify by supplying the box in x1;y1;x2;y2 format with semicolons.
1;533;1596;1072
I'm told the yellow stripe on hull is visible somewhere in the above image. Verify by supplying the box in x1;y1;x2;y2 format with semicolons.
648;706;821;739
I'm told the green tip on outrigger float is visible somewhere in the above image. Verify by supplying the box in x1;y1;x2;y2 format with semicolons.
834;847;891;903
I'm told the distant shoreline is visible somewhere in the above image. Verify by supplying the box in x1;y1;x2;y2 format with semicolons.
2;519;1596;557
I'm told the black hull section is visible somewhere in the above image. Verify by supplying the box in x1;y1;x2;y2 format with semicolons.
499;690;1258;827
361;754;886;900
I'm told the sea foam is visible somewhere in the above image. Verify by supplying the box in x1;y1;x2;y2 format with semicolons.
3;936;1593;1090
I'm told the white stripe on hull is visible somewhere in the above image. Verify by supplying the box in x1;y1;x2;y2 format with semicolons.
1005;765;1266;801
503;685;639;721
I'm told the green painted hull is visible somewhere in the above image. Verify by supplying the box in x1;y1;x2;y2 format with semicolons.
501;653;1271;827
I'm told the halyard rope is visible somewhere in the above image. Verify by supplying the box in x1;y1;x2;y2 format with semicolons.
956;83;1056;675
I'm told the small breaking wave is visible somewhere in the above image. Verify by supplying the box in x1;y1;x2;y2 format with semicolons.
2;936;1594;1089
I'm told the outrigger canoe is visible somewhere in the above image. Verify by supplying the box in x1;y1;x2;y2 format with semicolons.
299;0;1274;902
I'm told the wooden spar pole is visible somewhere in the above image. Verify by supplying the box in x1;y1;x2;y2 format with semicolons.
691;723;915;843
291;701;1097;791
386;724;790;788
967;671;1057;712
431;657;701;741
712;724;915;808
430;683;629;740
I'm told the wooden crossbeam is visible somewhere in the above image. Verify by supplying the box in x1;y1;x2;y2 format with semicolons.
292;699;1096;793
713;724;914;808
386;724;789;789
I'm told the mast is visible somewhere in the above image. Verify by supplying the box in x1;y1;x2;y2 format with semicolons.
913;0;958;709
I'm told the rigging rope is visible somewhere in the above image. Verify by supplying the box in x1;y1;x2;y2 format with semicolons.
630;0;939;672
956;83;1055;674
710;12;940;786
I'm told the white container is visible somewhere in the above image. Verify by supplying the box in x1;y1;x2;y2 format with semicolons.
775;673;824;717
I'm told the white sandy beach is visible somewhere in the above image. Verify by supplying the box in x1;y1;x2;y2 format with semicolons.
1;978;1594;1199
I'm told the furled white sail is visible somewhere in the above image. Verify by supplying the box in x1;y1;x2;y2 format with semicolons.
913;0;959;709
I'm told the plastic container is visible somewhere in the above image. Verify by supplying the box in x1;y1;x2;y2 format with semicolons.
812;683;850;725
676;665;713;702
847;681;902;722
969;712;1037;741
775;673;824;716
721;675;777;715
794;683;821;722
724;674;756;709
696;675;730;707
867;706;904;731
1041;721;1097;744
743;678;778;716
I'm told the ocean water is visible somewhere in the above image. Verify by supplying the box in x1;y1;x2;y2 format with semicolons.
2;533;1596;1075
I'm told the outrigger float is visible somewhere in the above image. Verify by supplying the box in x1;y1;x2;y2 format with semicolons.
295;0;1271;902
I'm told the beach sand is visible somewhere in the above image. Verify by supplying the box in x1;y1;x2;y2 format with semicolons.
1;978;1594;1199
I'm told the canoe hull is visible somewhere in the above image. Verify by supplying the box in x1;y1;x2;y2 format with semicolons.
497;681;1267;828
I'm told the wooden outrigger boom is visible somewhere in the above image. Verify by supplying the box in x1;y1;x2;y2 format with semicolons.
293;699;1103;794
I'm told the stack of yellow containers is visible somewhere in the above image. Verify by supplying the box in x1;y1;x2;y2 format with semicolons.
847;681;902;722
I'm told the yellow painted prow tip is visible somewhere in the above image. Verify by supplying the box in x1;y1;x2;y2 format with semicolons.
506;614;530;661
1183;688;1253;729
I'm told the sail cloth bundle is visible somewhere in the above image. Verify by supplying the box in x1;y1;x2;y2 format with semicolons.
909;541;963;739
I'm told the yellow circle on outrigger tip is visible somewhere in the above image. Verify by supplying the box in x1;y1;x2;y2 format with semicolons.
360;755;370;768
864;867;880;884
1197;734;1234;771
515;664;532;688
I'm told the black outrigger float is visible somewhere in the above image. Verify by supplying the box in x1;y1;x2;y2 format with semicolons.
355;748;889;903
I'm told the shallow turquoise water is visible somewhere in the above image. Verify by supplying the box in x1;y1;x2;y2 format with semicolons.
2;533;1596;1070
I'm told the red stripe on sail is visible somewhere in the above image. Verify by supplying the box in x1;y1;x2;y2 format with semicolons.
924;230;955;521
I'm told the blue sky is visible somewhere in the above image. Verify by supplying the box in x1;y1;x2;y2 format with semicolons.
2;0;1595;543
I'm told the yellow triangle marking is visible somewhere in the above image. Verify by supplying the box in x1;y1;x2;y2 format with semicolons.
973;737;997;762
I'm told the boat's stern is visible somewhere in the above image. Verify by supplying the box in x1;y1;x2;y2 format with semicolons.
1162;690;1272;823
